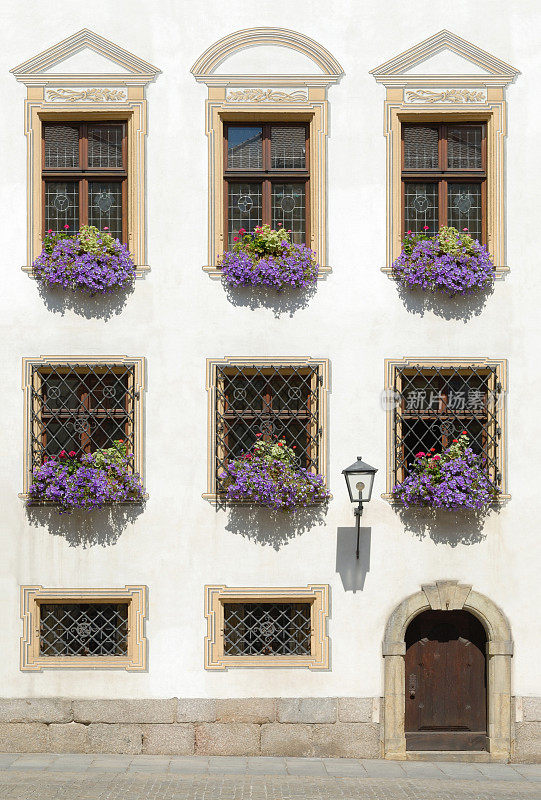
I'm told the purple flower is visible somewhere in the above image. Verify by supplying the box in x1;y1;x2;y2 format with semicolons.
33;226;136;295
392;227;495;296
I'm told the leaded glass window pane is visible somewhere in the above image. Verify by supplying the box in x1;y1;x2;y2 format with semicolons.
43;124;80;168
32;364;135;467
223;602;311;655
88;181;123;240
271;183;305;244
448;126;482;169
228;183;263;246
404;182;438;235
403;125;439;169
88;125;123;168
448;183;482;241
271;126;306;169
39;603;128;656
227;126;263;169
44;181;79;233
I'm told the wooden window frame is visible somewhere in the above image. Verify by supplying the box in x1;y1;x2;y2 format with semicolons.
20;585;148;671
401;123;487;243
42;121;127;243
383;357;508;501
223;122;310;247
204;357;329;503
21;356;146;497
204;585;329;670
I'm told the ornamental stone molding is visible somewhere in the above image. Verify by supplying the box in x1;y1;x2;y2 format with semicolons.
10;30;160;274
382;582;513;761
191;28;343;278
370;30;519;278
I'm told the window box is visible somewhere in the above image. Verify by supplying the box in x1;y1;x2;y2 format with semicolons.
220;225;318;289
391;432;498;509
32;225;136;294
392;226;494;295
221;436;329;510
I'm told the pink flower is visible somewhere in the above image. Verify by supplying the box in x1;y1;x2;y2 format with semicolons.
463;227;469;232
47;229;52;234
63;224;69;230
103;226;109;231
407;230;412;234
433;454;441;460
277;223;282;226
233;237;238;242
415;451;426;458
423;225;429;231
256;433;262;437
68;450;77;457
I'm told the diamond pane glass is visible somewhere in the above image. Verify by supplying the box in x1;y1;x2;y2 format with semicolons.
227;126;263;169
223;602;311;655
403;125;439;169
404;182;438;235
88;125;124;168
39;603;128;656
88;181;123;240
216;364;320;494
448;183;482;241
227;182;262;246
43;124;80;168
31;364;136;467
393;366;500;487
44;181;79;234
271;126;306;169
271;183;305;244
448;126;483;169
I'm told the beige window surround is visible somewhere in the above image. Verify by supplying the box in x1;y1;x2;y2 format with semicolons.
20;585;148;671
204;584;329;670
383;356;508;501
21;355;146;498
203;356;330;503
191;27;343;278
10;28;160;276
370;29;519;278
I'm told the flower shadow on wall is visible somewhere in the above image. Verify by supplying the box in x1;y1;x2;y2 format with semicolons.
224;504;328;551
25;503;144;548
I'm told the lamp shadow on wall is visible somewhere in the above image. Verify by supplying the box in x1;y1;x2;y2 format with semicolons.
395;283;495;322
222;282;318;318
224;505;327;550
335;526;371;592
395;507;489;546
35;282;136;321
25;503;144;548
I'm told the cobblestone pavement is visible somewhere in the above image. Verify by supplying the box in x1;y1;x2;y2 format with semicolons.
0;754;539;799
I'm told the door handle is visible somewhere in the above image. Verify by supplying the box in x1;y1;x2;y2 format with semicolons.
408;673;417;698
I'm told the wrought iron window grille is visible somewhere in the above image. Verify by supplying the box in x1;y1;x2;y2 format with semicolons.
223;602;312;656
39;602;129;657
392;364;501;487
29;363;137;474
215;364;322;499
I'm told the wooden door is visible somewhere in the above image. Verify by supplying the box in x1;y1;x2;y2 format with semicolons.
405;610;487;751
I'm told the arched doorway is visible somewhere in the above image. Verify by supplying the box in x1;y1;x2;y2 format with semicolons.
405;610;487;751
382;581;513;760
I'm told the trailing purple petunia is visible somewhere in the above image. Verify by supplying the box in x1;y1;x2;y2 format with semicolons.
391;433;498;510
221;436;330;510
392;226;495;296
220;225;318;289
32;225;136;295
28;441;144;513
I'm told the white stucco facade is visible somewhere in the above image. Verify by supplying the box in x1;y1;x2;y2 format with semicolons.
0;0;539;760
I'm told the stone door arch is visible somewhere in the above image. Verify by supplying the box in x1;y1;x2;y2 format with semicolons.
382;580;513;760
